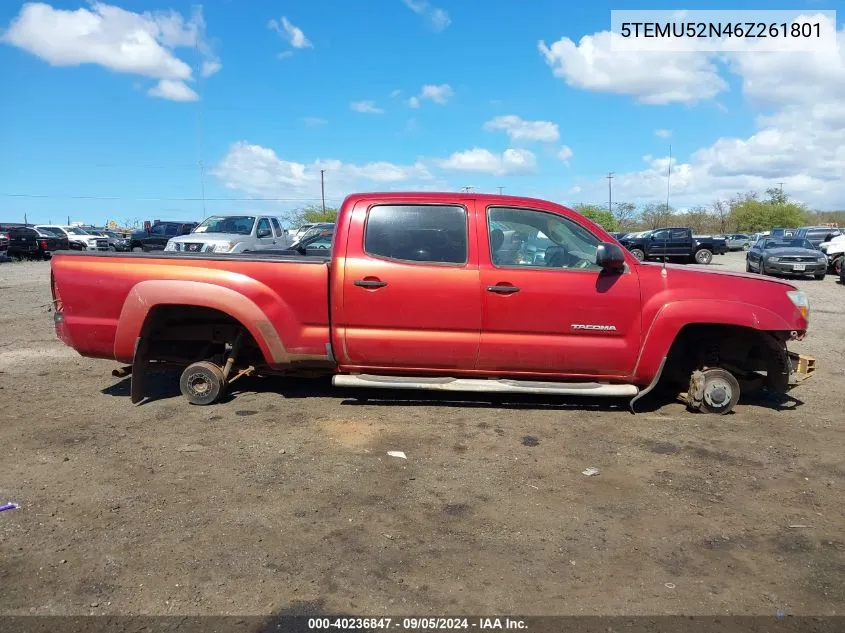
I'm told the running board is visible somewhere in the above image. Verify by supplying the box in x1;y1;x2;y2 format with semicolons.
332;374;639;397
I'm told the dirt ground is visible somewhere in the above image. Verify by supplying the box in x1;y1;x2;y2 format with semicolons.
1;251;844;617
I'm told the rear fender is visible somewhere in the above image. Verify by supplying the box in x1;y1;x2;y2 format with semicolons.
633;299;796;383
113;279;290;365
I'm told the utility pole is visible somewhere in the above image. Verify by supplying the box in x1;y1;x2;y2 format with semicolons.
497;186;504;195
777;182;784;194
606;172;614;215
461;185;474;193
320;169;326;213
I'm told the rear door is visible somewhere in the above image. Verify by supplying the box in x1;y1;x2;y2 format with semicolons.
670;228;692;257
478;204;642;377
338;200;481;370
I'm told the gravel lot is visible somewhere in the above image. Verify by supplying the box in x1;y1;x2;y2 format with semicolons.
1;251;843;617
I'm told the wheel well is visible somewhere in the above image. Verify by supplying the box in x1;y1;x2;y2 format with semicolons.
663;324;789;392
139;304;262;367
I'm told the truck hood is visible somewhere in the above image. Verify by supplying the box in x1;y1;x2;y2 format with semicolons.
169;233;249;243
639;260;797;290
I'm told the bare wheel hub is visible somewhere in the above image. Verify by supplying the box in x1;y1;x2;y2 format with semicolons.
703;377;732;408
188;375;210;395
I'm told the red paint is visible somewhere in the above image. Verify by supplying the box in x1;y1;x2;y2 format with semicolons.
51;192;808;387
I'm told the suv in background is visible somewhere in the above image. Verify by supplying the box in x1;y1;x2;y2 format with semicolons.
130;221;198;252
795;226;842;249
35;225;108;251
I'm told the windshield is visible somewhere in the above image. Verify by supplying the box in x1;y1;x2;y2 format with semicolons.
193;216;255;235
764;239;814;250
64;227;90;235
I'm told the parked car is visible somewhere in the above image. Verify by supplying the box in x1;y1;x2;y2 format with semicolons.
718;233;753;251
285;224;334;254
819;234;845;276
164;215;292;254
0;229;8;256
35;225;108;251
130;221;197;252
745;236;827;279
50;192;816;417
291;223;318;241
83;228;131;251
7;226;70;260
618;227;727;264
794;226;842;249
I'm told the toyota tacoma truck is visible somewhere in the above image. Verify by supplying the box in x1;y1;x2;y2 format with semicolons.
619;228;727;264
50;193;815;415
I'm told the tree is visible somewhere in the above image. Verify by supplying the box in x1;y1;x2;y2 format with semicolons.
292;204;339;225
640;202;674;228
711;199;729;233
572;203;619;232
728;190;807;232
613;202;639;230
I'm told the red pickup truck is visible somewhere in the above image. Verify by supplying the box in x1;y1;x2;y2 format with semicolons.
50;192;815;415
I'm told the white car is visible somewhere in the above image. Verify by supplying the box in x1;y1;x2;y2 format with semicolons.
35;225;109;251
164;215;292;254
819;234;845;275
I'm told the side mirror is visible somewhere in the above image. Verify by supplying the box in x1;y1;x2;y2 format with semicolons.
596;242;626;271
257;228;272;238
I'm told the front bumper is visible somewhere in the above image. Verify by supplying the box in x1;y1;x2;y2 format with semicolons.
764;260;827;275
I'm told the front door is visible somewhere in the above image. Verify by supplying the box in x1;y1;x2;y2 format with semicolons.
478;205;642;377
339;201;481;370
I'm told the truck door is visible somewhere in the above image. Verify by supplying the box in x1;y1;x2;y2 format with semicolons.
338;200;481;370
255;217;277;250
477;204;642;377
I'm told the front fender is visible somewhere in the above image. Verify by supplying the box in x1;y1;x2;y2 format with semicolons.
633;299;796;383
113;279;291;365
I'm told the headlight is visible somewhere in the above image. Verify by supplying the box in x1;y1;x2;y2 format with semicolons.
213;242;234;253
767;256;780;262
820;244;828;253
787;290;809;322
164;241;176;251
818;256;827;264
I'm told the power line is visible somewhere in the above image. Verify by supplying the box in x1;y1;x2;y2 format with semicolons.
0;193;344;202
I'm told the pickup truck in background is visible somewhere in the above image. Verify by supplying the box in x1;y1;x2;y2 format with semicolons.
7;226;70;259
619;228;727;264
164;214;293;254
130;221;198;252
50;193;815;416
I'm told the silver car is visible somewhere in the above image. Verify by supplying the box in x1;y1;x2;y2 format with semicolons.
164;215;292;254
719;233;752;251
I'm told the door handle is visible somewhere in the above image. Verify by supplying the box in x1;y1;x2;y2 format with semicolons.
354;279;388;288
486;284;520;294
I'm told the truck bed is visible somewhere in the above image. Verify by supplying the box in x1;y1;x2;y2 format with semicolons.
51;251;332;366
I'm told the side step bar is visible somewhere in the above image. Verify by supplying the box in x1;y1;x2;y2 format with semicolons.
332;374;639;397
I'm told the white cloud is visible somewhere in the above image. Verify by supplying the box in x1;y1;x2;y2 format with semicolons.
420;83;453;104
1;2;218;101
390;89;401;98
201;60;221;77
148;79;199;102
538;31;726;104
408;96;420;108
557;146;573;162
302;117;327;127
655;129;672;139
277;51;294;60
350;100;385;114
484;115;560;143
213;142;432;199
401;0;450;32
438;148;537;176
268;16;312;49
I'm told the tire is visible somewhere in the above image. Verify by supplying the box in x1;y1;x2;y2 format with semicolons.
694;249;713;265
697;368;740;415
132;246;143;252
180;361;225;406
629;248;645;261
814;271;826;280
832;255;844;276
745;260;752;272
108;245;116;251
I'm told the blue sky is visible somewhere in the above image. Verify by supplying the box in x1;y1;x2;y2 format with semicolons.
0;0;842;227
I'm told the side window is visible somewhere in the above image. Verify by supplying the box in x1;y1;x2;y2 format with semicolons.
257;218;272;236
270;218;283;237
671;229;688;239
150;224;166;236
488;207;600;271
164;223;179;236
652;229;670;240
364;204;467;264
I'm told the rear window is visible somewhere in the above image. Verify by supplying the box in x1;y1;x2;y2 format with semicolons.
364;204;467;265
